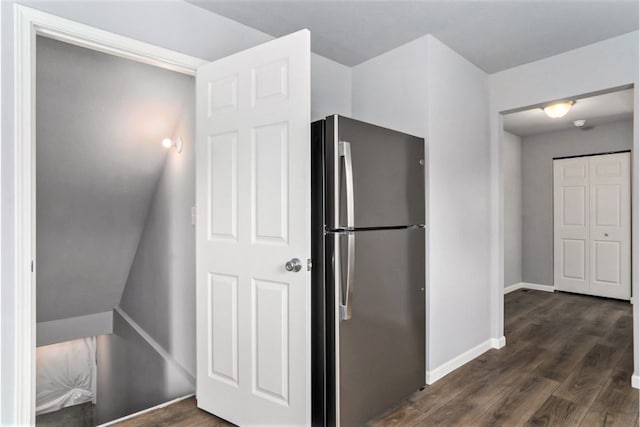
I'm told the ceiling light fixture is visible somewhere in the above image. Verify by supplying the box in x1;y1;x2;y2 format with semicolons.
573;119;586;127
543;101;574;118
162;137;183;153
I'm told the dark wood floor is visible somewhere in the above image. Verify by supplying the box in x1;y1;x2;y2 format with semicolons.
369;290;638;427
113;290;638;427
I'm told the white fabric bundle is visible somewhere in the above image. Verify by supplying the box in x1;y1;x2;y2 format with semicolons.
36;337;97;415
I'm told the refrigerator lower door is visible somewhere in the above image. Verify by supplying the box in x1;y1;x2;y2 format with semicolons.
332;228;425;427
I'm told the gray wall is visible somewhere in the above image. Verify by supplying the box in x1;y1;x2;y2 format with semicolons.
119;92;196;377
522;119;633;286
503;131;522;287
36;37;193;327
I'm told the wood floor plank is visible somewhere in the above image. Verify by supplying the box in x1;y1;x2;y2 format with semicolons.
553;343;626;406
533;334;600;382
470;375;560;427
417;373;516;426
599;314;633;348
578;303;625;338
504;291;556;335
111;398;233;427
474;342;548;383
525;395;590;427
366;403;428;427
579;409;640;427
588;346;638;417
407;361;493;414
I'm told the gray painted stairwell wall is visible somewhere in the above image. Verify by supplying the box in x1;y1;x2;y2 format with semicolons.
521;119;633;286
36;37;194;327
119;91;196;377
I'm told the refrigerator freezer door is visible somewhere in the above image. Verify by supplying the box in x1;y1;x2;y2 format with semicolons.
333;228;425;427
325;116;425;230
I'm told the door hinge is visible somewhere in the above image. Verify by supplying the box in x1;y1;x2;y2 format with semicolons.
307;258;312;272
31;260;34;273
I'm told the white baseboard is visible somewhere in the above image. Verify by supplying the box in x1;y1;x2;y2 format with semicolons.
504;282;555;294
632;375;639;389
426;337;504;385
97;394;194;427
114;307;195;385
490;336;506;349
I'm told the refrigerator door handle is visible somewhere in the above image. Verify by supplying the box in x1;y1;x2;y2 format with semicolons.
339;141;355;320
340;232;355;320
339;141;355;229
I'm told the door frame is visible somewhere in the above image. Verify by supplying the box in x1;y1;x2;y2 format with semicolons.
493;84;639;388
12;5;206;424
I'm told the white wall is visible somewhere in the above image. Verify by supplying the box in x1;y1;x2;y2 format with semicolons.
0;2;351;423
352;34;493;374
489;31;639;380
503;131;522;288
311;54;351;121
352;36;429;138
425;35;492;370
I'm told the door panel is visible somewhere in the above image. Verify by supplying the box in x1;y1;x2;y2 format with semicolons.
554;157;590;294
589;153;630;299
325;116;425;230
335;228;425;427
562;239;585;280
196;30;311;425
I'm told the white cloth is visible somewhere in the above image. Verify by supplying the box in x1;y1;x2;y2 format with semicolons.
36;337;97;415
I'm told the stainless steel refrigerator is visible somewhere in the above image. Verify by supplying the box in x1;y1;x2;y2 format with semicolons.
311;115;426;427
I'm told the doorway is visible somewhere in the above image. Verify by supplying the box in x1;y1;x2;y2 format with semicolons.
15;7;317;426
12;6;206;425
499;86;636;401
34;34;196;425
501;87;633;299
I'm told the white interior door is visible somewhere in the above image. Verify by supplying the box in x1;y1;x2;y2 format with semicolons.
554;157;590;294
588;152;630;299
195;30;311;426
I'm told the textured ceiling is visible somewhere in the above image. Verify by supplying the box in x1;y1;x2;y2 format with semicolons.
503;88;634;137
36;36;193;322
188;0;638;73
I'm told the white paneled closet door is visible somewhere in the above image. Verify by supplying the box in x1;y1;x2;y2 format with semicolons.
553;152;630;300
588;153;630;299
554;157;590;294
195;30;311;426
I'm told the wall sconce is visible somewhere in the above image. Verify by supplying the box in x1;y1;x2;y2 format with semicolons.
162;137;183;153
542;101;574;118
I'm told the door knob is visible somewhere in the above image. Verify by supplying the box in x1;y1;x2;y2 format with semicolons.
285;258;302;272
604;233;609;237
